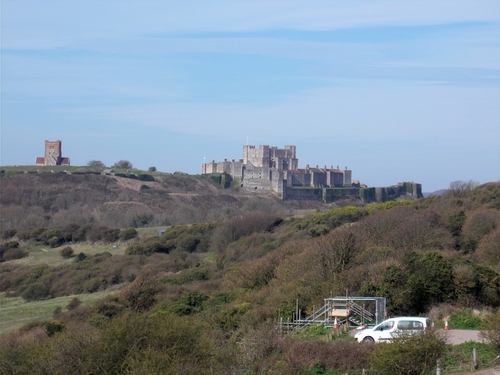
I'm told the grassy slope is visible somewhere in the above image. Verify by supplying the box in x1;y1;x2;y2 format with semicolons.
0;290;113;334
0;228;168;332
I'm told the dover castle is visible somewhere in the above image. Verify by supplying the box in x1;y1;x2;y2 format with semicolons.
201;145;422;203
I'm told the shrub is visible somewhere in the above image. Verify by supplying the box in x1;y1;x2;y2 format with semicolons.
0;229;17;240
479;308;500;349
44;321;65;337
449;311;482;330
47;236;61;248
59;246;74;259
53;306;62;316
0;241;22;261
66;297;81;311
75;252;87;262
125;244;144;255
370;330;446;375
22;283;51;301
119;227;138;241
2;248;28;262
100;228;120;243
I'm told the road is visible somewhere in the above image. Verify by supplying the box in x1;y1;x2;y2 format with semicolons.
445;329;484;345
349;328;484;345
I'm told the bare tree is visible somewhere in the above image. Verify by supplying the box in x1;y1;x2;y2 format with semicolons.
447;180;480;198
113;160;133;169
87;160;105;167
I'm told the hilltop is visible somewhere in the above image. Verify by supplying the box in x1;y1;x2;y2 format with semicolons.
0;165;336;231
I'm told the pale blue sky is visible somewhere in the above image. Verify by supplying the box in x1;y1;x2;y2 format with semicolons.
1;1;499;192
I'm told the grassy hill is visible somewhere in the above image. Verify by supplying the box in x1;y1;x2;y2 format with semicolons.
1;169;499;374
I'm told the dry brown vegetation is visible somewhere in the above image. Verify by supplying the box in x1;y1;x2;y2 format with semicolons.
0;175;499;373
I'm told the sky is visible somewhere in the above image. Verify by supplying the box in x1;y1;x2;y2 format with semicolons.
1;1;499;192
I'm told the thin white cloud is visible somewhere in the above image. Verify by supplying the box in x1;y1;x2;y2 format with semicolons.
3;1;499;49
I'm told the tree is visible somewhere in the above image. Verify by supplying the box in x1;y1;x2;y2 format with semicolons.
148;166;157;172
113;160;133;169
87;160;105;167
446;180;480;198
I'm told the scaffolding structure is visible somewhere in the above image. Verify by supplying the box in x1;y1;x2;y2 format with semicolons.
278;296;386;333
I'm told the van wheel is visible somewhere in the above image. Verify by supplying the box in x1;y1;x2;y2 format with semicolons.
363;336;375;343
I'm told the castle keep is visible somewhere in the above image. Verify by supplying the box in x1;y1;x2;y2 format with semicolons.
36;140;70;166
201;145;422;202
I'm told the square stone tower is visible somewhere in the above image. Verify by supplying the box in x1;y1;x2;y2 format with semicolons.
35;140;70;166
44;140;62;165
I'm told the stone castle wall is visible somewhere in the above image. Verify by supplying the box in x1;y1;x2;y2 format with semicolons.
200;144;422;202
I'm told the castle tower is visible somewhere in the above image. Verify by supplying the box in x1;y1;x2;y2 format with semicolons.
35;140;70;166
44;140;62;165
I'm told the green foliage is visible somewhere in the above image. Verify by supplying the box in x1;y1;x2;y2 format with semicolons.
162;268;209;285
22;283;51;301
405;252;455;313
449;308;482;329
119;227;138;241
442;341;499;372
218;302;252;331
166;291;209;316
365;200;412;213
45;321;66;337
370;330;446;375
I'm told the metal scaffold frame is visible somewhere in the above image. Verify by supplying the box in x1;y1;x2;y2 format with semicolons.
278;296;386;333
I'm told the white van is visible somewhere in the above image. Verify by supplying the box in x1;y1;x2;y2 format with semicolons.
354;317;430;343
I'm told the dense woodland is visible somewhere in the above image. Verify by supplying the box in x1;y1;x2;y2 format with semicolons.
0;172;499;374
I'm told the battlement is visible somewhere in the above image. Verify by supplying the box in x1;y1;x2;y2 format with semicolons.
201;144;422;202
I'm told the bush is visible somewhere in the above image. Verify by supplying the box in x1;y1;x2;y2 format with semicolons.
480;308;500;349
370;330;447;375
47;236;61;248
44;321;65;337
66;297;81;311
125;244;144;255
449;312;482;329
59;246;74;259
1;248;28;262
0;241;21;261
100;228;120;243
0;229;17;240
22;283;51;301
76;252;87;262
119;227;138;241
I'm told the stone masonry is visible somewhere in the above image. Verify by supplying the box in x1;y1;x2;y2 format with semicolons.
35;140;70;166
201;144;422;203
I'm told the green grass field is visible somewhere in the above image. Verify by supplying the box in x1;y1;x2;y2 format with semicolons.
11;242;127;267
0;290;115;334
